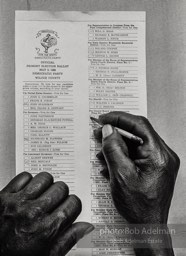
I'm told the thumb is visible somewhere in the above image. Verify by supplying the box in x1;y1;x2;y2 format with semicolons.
102;124;135;180
49;222;94;256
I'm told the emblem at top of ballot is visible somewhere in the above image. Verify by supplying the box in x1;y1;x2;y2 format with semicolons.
35;30;59;57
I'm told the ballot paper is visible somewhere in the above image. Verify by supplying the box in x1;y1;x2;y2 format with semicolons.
15;11;147;255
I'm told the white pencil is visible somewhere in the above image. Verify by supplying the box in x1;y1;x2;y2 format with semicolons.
90;117;143;145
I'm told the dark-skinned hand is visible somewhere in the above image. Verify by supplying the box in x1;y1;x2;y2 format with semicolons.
94;111;180;256
0;172;94;256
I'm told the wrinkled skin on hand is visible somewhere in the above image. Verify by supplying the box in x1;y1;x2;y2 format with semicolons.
94;112;180;224
0;172;93;256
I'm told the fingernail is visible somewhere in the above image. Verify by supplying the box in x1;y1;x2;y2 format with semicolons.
102;124;113;139
84;225;95;235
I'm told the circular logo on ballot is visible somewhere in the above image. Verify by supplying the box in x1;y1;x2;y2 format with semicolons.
35;30;59;57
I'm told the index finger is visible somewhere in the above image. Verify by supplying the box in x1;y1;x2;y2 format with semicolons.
99;111;155;141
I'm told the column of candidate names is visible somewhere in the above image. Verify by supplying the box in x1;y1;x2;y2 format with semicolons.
23;81;75;191
88;23;139;255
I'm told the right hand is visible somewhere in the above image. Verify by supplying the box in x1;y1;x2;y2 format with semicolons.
0;172;94;256
95;111;180;224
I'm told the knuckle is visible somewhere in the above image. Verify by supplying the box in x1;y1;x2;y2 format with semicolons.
55;206;71;225
120;162;136;179
8;194;25;213
15;205;23;216
157;151;170;170
138;115;149;125
103;140;116;155
25;205;41;219
0;196;18;215
103;136;117;151
16;200;43;219
103;137;127;157
175;156;180;170
137;116;153;135
172;152;180;168
169;150;180;172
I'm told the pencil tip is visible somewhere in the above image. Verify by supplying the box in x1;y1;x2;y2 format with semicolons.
90;116;103;127
90;116;98;122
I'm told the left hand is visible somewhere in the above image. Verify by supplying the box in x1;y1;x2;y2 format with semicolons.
0;172;94;256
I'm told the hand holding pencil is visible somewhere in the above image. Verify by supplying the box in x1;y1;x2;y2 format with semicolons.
93;111;180;256
93;111;180;223
91;116;143;145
